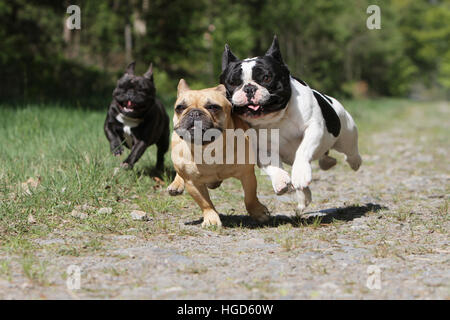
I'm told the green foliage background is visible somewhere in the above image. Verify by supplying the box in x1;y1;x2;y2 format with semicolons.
0;0;448;104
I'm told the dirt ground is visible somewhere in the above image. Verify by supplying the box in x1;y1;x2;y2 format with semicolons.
0;101;448;299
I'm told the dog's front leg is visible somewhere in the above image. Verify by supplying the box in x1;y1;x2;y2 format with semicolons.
291;122;323;211
256;129;292;195
185;181;222;228
122;140;148;169
239;169;270;223
259;158;292;196
104;119;123;156
167;173;185;195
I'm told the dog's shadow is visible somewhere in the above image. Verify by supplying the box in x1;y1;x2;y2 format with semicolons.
185;203;386;229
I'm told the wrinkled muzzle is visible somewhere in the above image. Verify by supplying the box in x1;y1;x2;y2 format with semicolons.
231;83;271;116
174;109;221;145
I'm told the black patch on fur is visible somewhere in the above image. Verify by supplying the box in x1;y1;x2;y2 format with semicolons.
324;95;333;104
292;76;308;87
313;90;341;137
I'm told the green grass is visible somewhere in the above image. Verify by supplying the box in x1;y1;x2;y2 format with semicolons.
0;103;180;239
0;98;440;254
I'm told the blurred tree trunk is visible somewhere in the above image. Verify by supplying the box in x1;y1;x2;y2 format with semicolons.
125;24;133;62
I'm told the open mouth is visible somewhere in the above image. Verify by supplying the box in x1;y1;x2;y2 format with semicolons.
118;100;138;113
247;104;261;111
234;103;265;118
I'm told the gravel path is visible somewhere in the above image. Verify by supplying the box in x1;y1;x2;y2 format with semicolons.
0;102;448;299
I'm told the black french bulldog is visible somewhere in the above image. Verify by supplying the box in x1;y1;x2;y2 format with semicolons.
104;62;170;170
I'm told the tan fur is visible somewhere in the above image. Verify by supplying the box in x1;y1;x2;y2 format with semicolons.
167;80;269;227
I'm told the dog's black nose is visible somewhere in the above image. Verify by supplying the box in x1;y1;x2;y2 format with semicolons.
243;84;257;98
188;108;203;118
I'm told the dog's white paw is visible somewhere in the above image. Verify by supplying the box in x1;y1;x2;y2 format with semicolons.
271;169;292;195
167;179;185;196
120;162;132;170
201;211;222;228
291;161;312;190
295;187;312;214
347;154;362;171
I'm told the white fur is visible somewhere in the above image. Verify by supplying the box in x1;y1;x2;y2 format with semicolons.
115;113;143;148
241;59;256;82
241;77;362;211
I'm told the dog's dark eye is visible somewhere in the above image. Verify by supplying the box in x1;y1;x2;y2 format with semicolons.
228;78;239;86
229;71;242;86
262;74;272;83
206;104;221;112
175;104;187;113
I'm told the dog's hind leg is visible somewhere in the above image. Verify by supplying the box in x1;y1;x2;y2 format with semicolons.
333;128;362;171
346;152;362;171
318;151;337;170
207;181;222;189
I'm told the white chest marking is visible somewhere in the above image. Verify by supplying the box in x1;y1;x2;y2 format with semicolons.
115;113;143;148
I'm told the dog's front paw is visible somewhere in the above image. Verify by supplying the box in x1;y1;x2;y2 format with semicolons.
112;147;124;157
247;202;270;223
120;162;133;170
167;179;185;196
295;187;312;214
291;161;312;190
201;210;222;228
272;169;292;195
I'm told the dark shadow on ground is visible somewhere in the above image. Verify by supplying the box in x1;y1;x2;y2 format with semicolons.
185;203;387;229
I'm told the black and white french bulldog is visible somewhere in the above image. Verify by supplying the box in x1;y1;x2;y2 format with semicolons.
220;36;362;212
104;62;170;170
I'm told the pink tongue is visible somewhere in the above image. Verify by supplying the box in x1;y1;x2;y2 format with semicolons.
248;104;260;111
127;100;132;107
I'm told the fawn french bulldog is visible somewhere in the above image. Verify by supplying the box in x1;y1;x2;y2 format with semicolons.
167;79;270;227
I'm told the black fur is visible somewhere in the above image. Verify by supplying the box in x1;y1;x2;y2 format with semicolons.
323;94;333;104
312;90;341;137
104;62;170;170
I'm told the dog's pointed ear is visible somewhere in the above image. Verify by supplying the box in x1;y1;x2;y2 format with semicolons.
125;61;136;75
214;84;226;95
144;63;153;80
265;35;284;63
177;79;190;97
222;44;238;71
